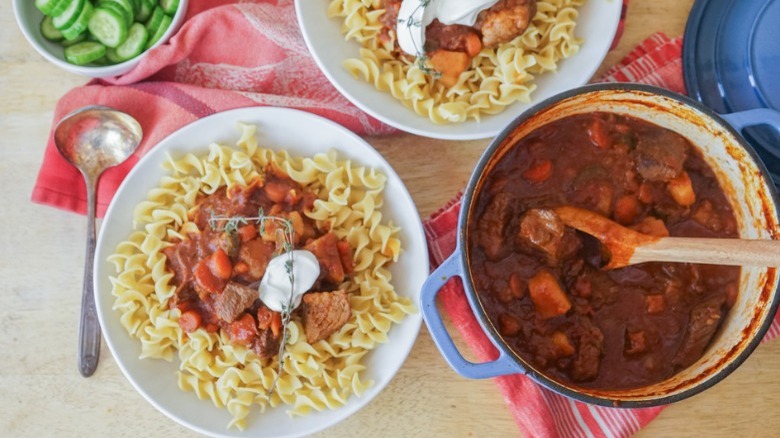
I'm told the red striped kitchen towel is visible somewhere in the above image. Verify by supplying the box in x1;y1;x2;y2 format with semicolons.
424;32;780;438
31;0;393;217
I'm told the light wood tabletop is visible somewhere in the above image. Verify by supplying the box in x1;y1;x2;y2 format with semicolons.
3;1;780;437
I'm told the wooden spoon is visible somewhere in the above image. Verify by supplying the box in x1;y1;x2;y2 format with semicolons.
552;205;780;269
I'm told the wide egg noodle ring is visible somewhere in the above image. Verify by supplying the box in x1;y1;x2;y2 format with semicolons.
108;122;415;430
330;0;586;123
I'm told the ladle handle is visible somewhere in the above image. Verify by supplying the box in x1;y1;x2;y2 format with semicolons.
78;176;101;377
633;237;780;267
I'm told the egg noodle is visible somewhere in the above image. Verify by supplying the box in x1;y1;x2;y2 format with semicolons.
107;123;415;429
328;0;585;123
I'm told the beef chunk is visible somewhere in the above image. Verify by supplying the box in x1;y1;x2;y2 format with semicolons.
571;322;604;382
163;238;198;290
517;209;582;263
253;327;281;359
498;313;521;337
634;129;689;182
673;294;725;368
213;282;258;322
301;290;352;343
476;192;515;260
517;209;565;256
624;329;647;356
305;233;346;285
474;0;536;48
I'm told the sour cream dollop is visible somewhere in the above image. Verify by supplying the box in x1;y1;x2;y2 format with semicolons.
259;250;320;313
396;0;499;56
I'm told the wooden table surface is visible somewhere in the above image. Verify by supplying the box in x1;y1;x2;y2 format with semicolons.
3;1;780;436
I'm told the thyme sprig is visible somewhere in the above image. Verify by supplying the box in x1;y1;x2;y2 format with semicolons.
398;0;441;78
208;208;296;396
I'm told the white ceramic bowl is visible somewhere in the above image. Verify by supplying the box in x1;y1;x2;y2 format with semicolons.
296;0;622;140
13;0;188;78
93;107;428;437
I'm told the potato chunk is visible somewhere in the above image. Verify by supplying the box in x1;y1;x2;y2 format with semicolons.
528;269;571;319
667;171;696;207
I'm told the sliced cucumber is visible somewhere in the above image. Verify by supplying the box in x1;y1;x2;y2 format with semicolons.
64;41;106;65
91;56;111;66
36;0;67;16
88;6;128;48
96;1;131;26
61;32;87;47
52;0;86;30
130;0;141;15
136;0;154;22
106;22;148;62
61;1;93;41
101;0;135;21
144;6;164;34
145;12;171;49
160;0;179;16
40;16;63;41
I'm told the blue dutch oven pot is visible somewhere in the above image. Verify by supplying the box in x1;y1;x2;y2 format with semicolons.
420;83;780;407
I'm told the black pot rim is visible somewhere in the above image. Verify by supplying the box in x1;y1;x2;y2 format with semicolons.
456;82;780;407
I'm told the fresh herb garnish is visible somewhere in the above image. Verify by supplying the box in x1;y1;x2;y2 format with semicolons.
209;208;296;396
397;0;441;78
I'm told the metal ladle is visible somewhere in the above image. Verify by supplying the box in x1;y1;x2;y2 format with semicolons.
54;105;142;377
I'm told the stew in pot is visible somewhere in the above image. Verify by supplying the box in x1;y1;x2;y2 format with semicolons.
468;112;740;389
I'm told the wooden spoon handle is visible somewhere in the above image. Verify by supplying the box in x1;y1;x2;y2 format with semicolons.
632;237;780;267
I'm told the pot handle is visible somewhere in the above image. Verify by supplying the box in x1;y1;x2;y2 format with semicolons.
420;251;524;379
721;108;780;137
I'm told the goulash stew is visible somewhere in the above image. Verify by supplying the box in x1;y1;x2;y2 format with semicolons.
468;112;740;389
163;164;353;359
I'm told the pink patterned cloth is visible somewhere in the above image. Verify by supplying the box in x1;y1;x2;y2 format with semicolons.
31;0;393;216
424;32;780;438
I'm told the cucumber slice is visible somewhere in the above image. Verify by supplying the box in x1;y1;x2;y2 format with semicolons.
40;16;63;41
145;6;164;34
107;22;148;62
52;0;85;30
96;1;131;26
35;0;67;16
136;0;153;22
64;41;106;65
62;32;87;47
130;0;141;15
61;1;93;41
101;0;135;21
92;56;111;66
88;6;128;48
160;0;179;15
145;13;171;49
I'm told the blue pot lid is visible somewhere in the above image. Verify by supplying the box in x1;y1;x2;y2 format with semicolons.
683;0;780;186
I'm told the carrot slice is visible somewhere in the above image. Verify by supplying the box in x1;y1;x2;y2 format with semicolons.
237;224;257;242
614;194;640;225
588;118;611;148
210;248;232;280
194;258;222;294
522;159;553;183
269;311;283;338
179;310;202;333
465;32;482;57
